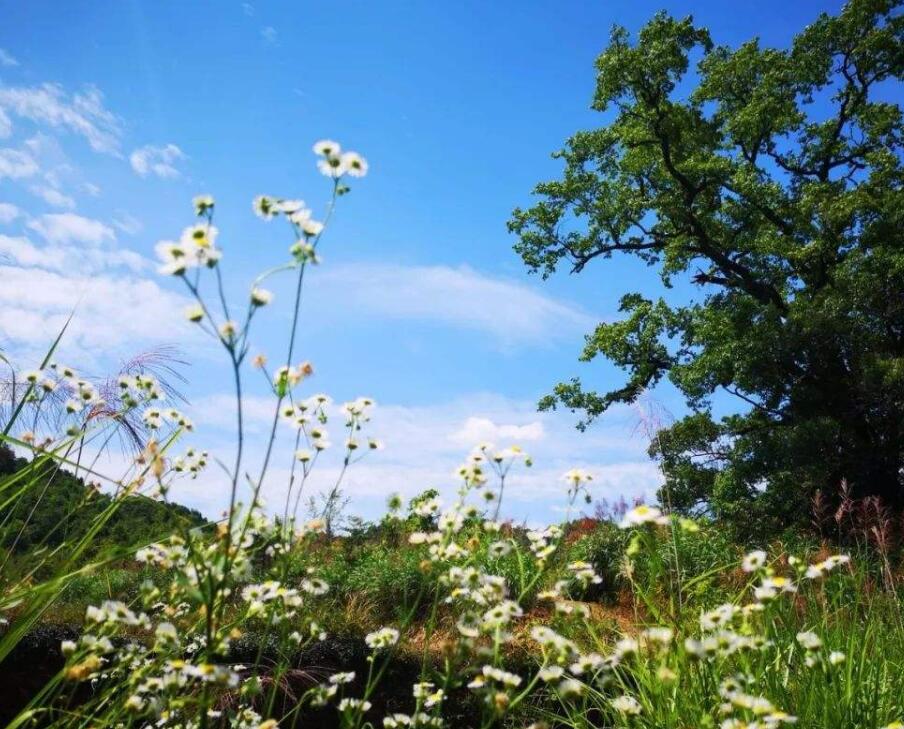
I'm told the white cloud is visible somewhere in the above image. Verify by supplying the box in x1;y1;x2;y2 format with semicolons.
0;108;11;138
25;137;77;189
0;264;193;358
0;202;20;224
0;83;122;155
112;212;143;235
29;184;76;209
0;233;147;274
182;391;661;522
0;234;50;267
449;416;544;445
28;212;114;244
314;263;595;346
0;49;18;67
0;147;39;179
129;143;185;178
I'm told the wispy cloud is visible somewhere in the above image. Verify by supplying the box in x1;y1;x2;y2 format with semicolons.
0;233;147;274
112;212;143;236
0;202;20;224
129;143;185;178
0;49;18;67
313;263;595;346
0;83;122;155
260;26;278;45
0;147;39;179
27;212;115;244
29;184;76;209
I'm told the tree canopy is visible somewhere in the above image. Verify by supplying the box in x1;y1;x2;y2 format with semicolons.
509;0;904;532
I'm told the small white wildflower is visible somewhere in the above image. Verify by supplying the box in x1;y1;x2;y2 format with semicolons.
488;541;512;558
219;320;238;341
619;504;668;528
185;304;204;323
611;694;642;715
329;671;356;685
341;151;368;177
253;195;277;219
561;468;593;486
301;218;324;237
250;287;273;306
538;666;564;682
365;627;400;650
313;139;341;157
318;155;346;178
181;223;218;250
557;678;585;698
338;698;372;713
275;199;305;214
156;240;193;275
796;631;822;651
193;194;215;216
742;550;767;572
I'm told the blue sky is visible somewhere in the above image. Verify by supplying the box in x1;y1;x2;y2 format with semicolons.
0;1;846;523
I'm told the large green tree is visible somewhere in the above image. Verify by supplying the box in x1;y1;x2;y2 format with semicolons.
509;0;904;531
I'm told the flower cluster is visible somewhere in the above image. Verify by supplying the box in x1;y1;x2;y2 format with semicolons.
312;139;369;179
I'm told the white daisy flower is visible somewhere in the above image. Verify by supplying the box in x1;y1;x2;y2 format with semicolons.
181;223;218;250
184;305;204;323
275;199;305;214
742;550;767;572
561;468;593;486
250;287;273;306
341;151;368;177
317;156;346;178
313;139;341;157
252;195;277;219
193;194;215;216
619;504;669;528
301;218;324;237
365;626;399;650
155;241;193;276
611;695;642;715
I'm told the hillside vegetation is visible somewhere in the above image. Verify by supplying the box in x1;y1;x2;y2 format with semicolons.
0;444;205;560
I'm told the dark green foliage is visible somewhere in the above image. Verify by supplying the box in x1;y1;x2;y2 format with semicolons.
567;521;632;602
509;1;904;534
0;444;205;558
566;518;740;606
329;544;431;605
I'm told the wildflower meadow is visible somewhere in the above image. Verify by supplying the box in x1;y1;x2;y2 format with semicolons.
0;138;902;729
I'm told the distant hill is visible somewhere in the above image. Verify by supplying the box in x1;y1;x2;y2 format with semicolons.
0;444;207;556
